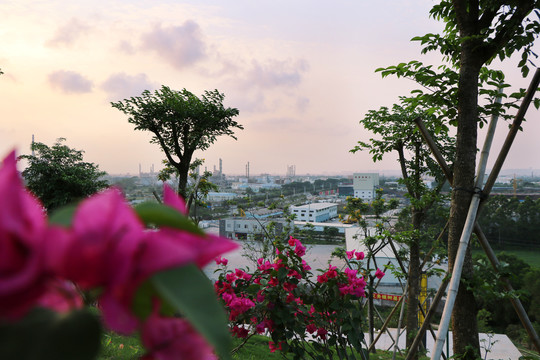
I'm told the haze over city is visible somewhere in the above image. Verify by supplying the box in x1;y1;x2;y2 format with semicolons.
2;1;540;176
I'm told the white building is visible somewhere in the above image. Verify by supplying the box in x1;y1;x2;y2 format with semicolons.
206;192;238;203
353;173;380;200
290;203;338;222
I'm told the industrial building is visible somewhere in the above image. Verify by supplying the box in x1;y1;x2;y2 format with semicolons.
290;203;338;222
353;173;380;200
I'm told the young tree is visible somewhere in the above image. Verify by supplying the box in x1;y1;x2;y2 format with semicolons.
19;138;108;211
112;86;242;200
352;105;453;357
433;3;539;357
375;2;540;356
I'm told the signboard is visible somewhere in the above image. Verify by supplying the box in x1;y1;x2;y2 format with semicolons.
373;293;401;302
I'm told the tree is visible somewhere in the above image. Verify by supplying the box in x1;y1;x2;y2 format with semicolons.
112;86;242;200
437;3;540;356
375;2;540;356
19;138;108;212
352;104;453;358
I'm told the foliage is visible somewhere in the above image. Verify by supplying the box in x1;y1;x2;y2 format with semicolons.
215;237;382;360
470;251;540;346
352;102;451;357
18;138;108;211
0;151;237;360
478;195;540;249
372;2;540;357
112;86;242;199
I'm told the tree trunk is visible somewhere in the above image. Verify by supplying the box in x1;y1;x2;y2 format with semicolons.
447;40;481;358
406;210;421;358
176;150;194;202
177;163;190;200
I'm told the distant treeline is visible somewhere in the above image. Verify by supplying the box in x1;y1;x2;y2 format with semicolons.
478;195;540;249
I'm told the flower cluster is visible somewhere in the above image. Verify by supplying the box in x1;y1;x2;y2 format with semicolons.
0;151;237;360
215;236;369;358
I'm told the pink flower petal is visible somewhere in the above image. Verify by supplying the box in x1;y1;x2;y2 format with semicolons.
60;188;145;289
163;184;188;215
141;313;217;360
0;151;48;319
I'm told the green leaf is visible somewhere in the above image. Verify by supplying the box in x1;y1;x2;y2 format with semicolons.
134;202;204;235
151;265;232;360
48;203;79;227
0;308;101;360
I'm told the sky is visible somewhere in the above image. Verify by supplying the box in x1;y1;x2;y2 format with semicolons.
2;1;540;177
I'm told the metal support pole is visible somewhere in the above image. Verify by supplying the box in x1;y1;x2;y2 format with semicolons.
431;92;500;360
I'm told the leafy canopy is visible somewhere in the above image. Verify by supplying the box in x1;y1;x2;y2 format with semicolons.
112;86;241;197
111;86;241;162
19;138;108;211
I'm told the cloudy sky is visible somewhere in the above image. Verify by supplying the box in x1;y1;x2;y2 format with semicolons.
1;1;539;176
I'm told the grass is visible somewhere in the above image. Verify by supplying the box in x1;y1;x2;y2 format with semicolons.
96;331;427;360
472;248;540;268
97;331;144;360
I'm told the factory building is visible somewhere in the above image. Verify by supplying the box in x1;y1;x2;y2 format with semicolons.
352;173;380;200
290;203;338;222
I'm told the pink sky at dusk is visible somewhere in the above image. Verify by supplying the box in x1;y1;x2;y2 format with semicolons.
1;1;540;176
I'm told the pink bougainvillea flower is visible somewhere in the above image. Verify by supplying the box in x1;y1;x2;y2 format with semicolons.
54;188;146;290
268;341;282;353
283;282;297;293
325;265;338;279
155;184;239;269
287;269;302;280
35;279;84;313
255;321;266;334
234;268;246;278
306;323;317;334
141;310;217;360
294;242;306;257
339;284;352;296
288;236;296;246
0;151;49;319
346;250;355;260
375;268;385;279
344;268;358;279
214;256;228;266
162;183;188;215
355;251;365;260
231;325;249;338
225;273;236;283
317;327;328;340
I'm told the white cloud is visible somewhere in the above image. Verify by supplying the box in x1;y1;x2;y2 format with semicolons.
47;70;93;93
101;73;158;101
46;18;91;48
244;59;308;88
140;21;207;69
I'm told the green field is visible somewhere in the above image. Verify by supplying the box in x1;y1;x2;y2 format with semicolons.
472;248;540;268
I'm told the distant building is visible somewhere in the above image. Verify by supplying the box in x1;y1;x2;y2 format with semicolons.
353;173;380;200
219;218;285;240
290;203;338;222
294;221;353;234
206;192;238;203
